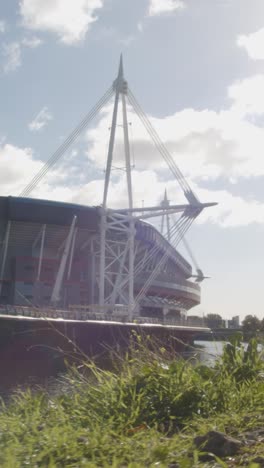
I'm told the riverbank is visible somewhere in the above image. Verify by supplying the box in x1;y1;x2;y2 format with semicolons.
0;337;263;467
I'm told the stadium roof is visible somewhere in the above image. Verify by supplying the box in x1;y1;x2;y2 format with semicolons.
0;196;192;275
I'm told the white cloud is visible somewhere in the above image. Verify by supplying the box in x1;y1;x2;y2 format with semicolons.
0;143;42;195
85;79;264;186
0;141;80;200
191;184;264;228
20;0;104;44
0;20;6;33
228;75;264;117
237;28;264;60
22;36;43;48
28;107;53;132
148;0;185;16
2;42;22;73
1;36;42;73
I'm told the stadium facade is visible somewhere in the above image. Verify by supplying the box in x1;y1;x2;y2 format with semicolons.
0;196;201;321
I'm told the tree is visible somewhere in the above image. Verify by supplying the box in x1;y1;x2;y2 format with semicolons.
242;315;261;337
205;314;224;329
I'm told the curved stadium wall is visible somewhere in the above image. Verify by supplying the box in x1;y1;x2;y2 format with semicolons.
0;196;200;319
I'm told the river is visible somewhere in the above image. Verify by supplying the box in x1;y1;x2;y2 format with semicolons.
194;340;226;365
1;340;260;398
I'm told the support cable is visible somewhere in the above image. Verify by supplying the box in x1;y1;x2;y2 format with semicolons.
127;89;200;205
178;225;200;272
134;215;188;277
20;86;114;197
133;212;199;311
135;206;200;273
111;210;195;299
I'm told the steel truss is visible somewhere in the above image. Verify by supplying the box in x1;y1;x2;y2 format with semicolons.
97;57;216;319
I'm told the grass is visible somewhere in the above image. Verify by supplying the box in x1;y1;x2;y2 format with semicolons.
0;335;264;467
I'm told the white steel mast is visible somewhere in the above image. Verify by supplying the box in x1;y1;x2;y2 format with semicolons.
99;55;135;318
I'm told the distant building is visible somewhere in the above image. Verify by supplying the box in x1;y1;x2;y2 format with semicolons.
227;316;240;329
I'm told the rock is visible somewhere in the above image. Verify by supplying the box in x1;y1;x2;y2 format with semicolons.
37;424;45;431
194;430;242;458
77;436;89;444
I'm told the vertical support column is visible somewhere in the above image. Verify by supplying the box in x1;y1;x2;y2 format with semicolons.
67;228;77;280
121;92;135;318
0;221;11;296
161;211;165;235
166;212;171;243
99;60;122;307
161;190;171;243
37;224;46;281
99;210;106;307
90;239;95;305
51;216;77;305
110;240;129;306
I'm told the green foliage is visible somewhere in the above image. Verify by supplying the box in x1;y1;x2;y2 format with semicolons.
0;338;263;466
242;315;261;338
215;335;264;383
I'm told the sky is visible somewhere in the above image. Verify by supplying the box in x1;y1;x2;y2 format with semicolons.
1;0;264;320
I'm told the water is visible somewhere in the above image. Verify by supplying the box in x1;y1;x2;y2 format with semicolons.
194;340;225;366
1;340;261;399
194;340;263;366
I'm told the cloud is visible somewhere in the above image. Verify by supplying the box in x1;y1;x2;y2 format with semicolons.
228;75;264;117
1;36;42;73
20;0;104;44
28;107;53;132
237;28;264;60
0;20;6;33
190;184;264;228
148;0;185;16
0;143;42;195
0;141;81;200
2;42;22;73
22;36;43;48
85;79;264;185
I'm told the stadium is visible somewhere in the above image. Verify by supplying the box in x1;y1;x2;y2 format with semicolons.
0;58;216;386
0;195;201;321
0;195;209;388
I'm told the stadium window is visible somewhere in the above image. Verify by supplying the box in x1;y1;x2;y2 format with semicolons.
24;265;34;271
24;281;33;286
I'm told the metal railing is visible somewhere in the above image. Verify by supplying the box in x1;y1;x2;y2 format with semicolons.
0;304;207;328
